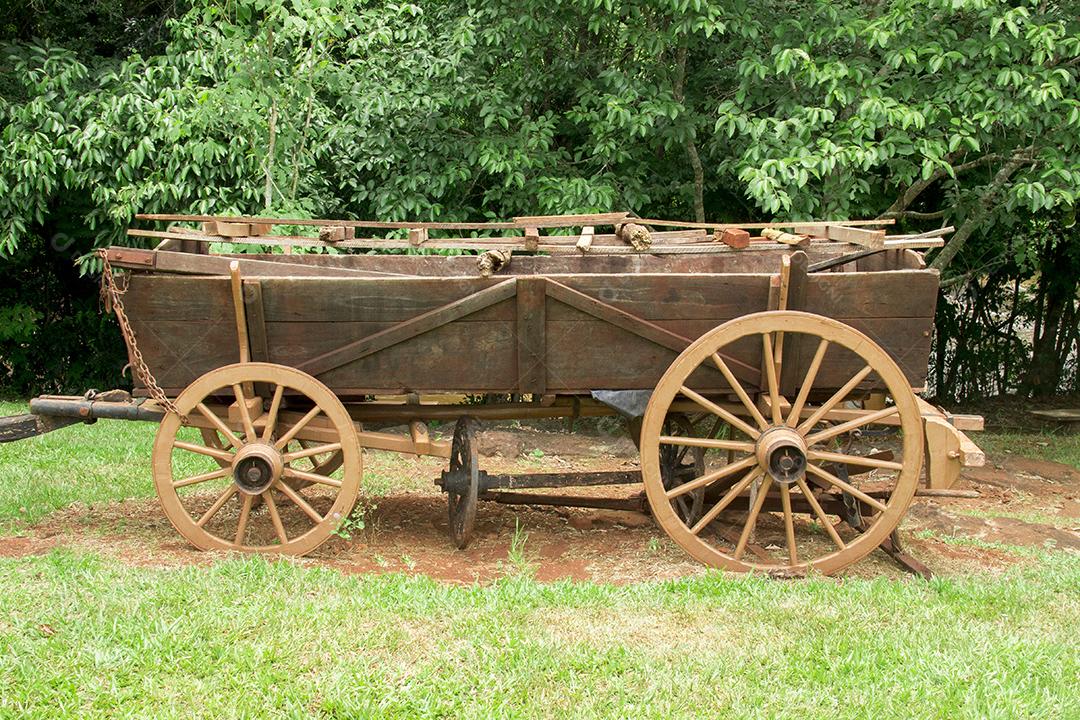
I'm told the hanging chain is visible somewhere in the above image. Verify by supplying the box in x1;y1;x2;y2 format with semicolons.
96;249;187;422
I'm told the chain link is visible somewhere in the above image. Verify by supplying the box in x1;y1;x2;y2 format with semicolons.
97;249;187;422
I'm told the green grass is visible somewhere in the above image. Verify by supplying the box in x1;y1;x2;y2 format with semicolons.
0;401;158;531
976;430;1080;469
1;402;1079;717
0;551;1077;719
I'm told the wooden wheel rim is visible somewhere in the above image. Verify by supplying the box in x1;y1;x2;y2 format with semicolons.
641;311;923;575
447;417;479;549
153;363;361;555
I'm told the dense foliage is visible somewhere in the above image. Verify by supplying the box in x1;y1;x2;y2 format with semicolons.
0;0;1077;398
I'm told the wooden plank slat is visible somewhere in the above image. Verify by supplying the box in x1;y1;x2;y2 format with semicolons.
824;225;886;249
296;279;518;378
637;218;893;230
243;281;270;363
779;251;809;395
516;277;547;394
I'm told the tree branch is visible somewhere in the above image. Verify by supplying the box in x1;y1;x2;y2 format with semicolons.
878;149;1032;221
673;44;705;223
930;154;1032;271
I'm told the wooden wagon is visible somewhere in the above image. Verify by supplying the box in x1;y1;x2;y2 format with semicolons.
3;212;985;575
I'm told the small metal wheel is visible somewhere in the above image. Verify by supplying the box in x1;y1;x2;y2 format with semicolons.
153;362;361;555
658;414;705;526
445;416;480;549
640;311;923;575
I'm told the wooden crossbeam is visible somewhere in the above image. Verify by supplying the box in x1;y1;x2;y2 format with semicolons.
296;279;518;377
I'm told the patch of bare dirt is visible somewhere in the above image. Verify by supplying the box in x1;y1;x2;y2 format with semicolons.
1;427;1077;582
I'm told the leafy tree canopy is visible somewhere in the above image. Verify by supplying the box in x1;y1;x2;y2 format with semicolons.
0;0;1077;397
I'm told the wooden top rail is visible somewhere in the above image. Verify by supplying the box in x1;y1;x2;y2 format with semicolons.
134;212;894;232
129;213;944;256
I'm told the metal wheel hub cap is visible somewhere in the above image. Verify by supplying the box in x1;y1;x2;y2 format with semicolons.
232;443;284;495
755;426;807;484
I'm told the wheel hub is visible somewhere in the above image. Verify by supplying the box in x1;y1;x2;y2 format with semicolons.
232;443;284;495
755;426;807;484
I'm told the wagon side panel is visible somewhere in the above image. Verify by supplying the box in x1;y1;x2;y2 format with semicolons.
123;275;241;393
800;269;939;390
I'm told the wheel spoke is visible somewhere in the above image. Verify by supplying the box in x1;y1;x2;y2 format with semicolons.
261;384;286;443
796;365;874;434
275;481;325;524
678;386;760;439
196;403;243;450
173;467;231;488
274;406;323;449
689;467;761;535
196;486;237;527
175;441;234;463
232;384;258;444
762;333;782;424
263;490;289;544
786;339;829;427
734;477;773;561
665;454;758;500
283;467;343;488
779;484;797;565
806;449;904;471
804;406;900;447
283;442;343;464
234;494;253;545
794;476;846;550
805;463;888;513
658;435;755;452
710;353;769;430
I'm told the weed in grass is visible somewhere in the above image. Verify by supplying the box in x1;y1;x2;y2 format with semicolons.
333;498;378;541
504;520;536;577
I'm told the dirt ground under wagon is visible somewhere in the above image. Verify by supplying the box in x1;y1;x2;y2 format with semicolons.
2;421;1078;582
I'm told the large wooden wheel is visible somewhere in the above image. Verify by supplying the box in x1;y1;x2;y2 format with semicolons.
641;311;923;575
153;363;361;555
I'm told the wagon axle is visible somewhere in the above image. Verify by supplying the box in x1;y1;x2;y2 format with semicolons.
232;444;284;495
756;426;808;484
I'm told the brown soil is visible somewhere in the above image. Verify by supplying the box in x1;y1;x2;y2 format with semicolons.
2;426;1077;583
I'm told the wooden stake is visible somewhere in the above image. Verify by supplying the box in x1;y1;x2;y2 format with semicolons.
229;261;254;396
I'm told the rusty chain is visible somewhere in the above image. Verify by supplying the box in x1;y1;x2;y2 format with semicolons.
96;249;187;422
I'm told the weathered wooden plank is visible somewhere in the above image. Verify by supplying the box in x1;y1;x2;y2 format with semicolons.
232;248;857;276
259;277;517;323
545;279;762;385
316;320;519;392
126;319;238;389
296;279;519;377
779;251;809;395
516;277;547;394
553;275;772;320
638;218;893;230
243;281;270;363
804;270;939;318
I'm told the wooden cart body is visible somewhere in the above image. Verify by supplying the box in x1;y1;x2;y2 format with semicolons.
1;213;987;575
114;248;937;401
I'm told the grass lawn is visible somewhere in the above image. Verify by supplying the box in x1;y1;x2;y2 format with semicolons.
0;400;1078;718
